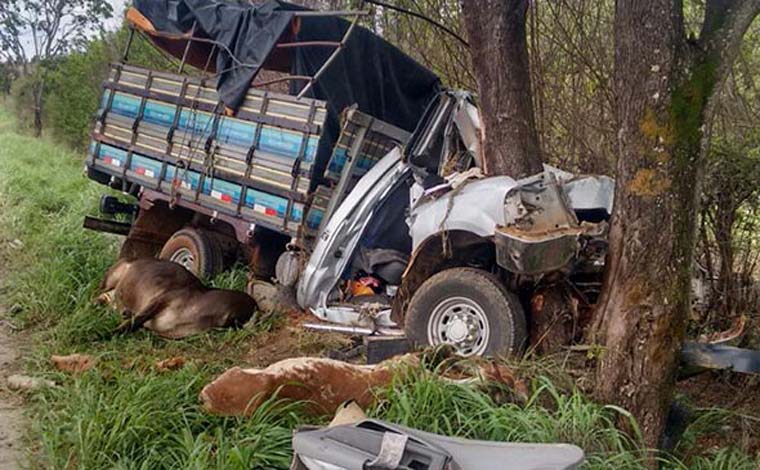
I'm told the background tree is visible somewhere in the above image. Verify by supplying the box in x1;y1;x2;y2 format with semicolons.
461;0;543;178
376;0;474;89
45;26;174;149
0;62;18;96
529;1;616;175
0;0;113;136
697;136;760;324
591;0;760;456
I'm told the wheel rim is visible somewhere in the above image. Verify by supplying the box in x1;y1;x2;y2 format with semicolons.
427;296;490;357
169;247;196;272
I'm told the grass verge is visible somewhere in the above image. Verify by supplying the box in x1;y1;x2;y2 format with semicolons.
0;104;757;469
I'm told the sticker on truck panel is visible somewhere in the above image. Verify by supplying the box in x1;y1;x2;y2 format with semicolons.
203;178;242;204
130;155;161;178
97;145;127;168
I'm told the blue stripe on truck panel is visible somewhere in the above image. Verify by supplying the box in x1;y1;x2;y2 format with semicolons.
244;188;290;217
96;144;127;168
91;71;333;236
105;92;321;166
164;165;201;190
217;117;257;148
109;92;140;118
326;147;375;178
305;207;323;229
143;101;176;127
178;108;215;137
202;177;242;204
258;126;318;163
107;93;177;128
92;143;325;229
129;155;162;178
242;188;321;229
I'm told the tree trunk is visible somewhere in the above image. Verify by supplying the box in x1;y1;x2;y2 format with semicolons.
461;0;543;178
592;0;760;458
32;77;44;138
714;196;736;320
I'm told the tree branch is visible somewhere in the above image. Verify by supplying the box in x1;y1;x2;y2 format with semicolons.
700;0;760;76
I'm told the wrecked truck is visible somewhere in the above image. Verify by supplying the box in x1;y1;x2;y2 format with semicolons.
84;1;613;357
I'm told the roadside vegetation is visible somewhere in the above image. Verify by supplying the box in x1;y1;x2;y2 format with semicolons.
0;104;756;469
1;0;760;467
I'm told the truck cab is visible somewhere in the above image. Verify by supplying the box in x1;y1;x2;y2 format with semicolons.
296;91;613;356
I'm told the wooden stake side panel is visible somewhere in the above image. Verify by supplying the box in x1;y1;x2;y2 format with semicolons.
306;111;410;229
88;64;328;236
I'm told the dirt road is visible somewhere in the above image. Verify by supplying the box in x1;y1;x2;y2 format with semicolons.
0;307;25;469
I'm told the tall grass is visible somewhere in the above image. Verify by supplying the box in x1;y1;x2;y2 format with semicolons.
0;105;758;469
29;365;305;469
0;105;311;468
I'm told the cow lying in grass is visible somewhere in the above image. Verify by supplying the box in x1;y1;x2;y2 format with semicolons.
199;349;528;417
97;258;257;339
199;356;416;416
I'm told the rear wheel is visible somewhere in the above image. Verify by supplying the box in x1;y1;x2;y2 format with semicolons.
404;267;527;357
159;227;224;279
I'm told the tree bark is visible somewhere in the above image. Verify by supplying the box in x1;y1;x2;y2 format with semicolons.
32;76;44;137
592;0;760;458
461;0;543;178
714;195;736;319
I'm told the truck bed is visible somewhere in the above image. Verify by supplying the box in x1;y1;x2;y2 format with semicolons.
87;64;407;239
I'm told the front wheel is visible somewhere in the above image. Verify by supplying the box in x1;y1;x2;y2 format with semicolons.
404;268;527;357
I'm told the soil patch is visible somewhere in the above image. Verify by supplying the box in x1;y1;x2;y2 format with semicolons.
677;372;760;455
245;312;354;367
0;311;27;469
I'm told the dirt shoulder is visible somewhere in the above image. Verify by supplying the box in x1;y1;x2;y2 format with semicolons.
0;305;26;470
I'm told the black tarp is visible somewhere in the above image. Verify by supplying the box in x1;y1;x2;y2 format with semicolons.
133;0;296;108
287;9;441;184
132;0;440;186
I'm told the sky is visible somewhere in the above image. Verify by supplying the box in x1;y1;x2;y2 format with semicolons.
17;0;129;58
108;0;129;29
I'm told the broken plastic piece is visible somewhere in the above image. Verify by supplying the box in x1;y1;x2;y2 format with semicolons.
291;419;585;470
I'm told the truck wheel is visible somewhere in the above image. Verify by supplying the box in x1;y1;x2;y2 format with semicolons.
405;268;527;357
159;228;224;279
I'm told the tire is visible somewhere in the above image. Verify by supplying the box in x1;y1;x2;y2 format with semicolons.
158;227;224;279
404;267;527;357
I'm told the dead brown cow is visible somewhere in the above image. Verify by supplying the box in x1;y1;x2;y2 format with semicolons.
199;356;418;416
200;351;530;418
97;258;257;339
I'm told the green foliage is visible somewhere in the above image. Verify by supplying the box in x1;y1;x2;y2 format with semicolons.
0;0;114;64
372;373;647;469
0;62;16;95
684;448;760;470
45;44;111;149
209;264;250;291
704;134;760;205
0;105;308;468
9;70;41;132
30;366;305;469
45;27;175;150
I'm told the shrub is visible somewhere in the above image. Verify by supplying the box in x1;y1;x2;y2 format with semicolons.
44;25;174;150
9;71;41;132
46;45;113;149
